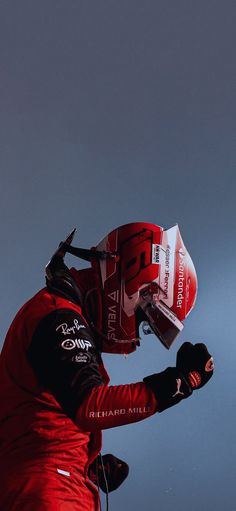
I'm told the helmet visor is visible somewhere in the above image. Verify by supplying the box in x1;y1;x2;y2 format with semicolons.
138;285;184;349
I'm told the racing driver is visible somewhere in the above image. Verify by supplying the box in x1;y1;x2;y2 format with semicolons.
0;222;214;511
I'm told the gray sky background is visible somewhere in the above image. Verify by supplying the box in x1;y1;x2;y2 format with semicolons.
0;2;235;510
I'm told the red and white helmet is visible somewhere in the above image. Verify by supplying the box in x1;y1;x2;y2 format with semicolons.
47;223;198;355
89;222;198;354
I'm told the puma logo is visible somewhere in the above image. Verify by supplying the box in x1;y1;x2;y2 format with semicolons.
172;378;185;398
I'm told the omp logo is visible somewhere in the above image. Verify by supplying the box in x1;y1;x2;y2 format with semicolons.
61;338;92;351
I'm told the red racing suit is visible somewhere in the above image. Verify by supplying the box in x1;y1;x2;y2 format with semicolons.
0;288;158;511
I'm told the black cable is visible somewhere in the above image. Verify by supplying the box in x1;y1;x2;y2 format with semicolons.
99;453;109;511
95;457;102;510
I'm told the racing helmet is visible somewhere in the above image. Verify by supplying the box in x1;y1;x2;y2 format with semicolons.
89;222;198;354
46;223;198;355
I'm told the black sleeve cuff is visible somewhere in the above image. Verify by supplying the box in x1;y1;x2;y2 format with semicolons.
143;367;192;412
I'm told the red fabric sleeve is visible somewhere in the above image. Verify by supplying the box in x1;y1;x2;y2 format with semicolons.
76;382;158;431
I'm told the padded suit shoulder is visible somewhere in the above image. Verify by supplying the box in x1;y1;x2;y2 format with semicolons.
28;307;104;419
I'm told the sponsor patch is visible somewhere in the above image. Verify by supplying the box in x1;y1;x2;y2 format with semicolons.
56;319;86;336
152;244;161;264
61;338;92;351
72;352;91;363
89;406;151;418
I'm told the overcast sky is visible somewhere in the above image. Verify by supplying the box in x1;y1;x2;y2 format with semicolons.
1;2;236;510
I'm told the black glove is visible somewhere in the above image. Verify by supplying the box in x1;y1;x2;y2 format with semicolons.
176;341;214;389
143;342;214;413
144;367;192;412
88;454;129;493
